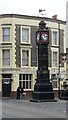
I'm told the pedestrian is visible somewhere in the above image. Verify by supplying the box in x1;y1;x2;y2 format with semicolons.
16;87;20;99
21;87;24;99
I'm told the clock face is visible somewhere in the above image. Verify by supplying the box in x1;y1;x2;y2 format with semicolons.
36;31;49;44
36;33;40;43
41;31;49;44
41;33;48;41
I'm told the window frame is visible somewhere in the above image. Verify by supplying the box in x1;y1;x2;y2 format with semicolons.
53;31;57;46
22;50;29;66
2;26;11;43
21;47;31;68
21;26;31;44
2;49;10;67
52;80;58;89
19;74;32;90
52;52;57;68
51;29;59;46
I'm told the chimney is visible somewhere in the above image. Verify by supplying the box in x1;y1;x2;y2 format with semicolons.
52;15;58;20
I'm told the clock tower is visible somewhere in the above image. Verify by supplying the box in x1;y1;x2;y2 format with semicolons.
31;21;54;102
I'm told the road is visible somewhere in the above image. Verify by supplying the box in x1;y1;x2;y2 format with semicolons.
1;98;67;119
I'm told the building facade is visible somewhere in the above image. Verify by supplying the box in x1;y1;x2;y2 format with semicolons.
66;1;68;48
66;49;68;83
0;14;66;98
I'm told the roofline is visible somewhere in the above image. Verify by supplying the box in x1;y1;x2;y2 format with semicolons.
0;14;66;24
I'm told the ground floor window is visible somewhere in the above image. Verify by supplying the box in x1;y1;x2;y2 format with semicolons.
52;80;57;88
2;74;11;78
19;74;32;90
51;74;57;88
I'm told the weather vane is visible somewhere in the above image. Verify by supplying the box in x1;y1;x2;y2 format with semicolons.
38;9;46;16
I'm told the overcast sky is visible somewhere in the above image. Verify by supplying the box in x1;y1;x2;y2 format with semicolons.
0;0;67;21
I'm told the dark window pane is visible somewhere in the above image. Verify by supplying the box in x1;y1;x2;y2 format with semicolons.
30;74;32;80
2;74;11;78
26;81;28;89
26;74;28;80
23;74;25;80
30;81;31;89
19;74;21;80
23;81;25;89
19;81;21;88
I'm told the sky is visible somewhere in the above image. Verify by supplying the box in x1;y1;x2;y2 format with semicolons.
0;0;67;21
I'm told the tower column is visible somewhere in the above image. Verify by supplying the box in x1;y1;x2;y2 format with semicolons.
32;21;54;102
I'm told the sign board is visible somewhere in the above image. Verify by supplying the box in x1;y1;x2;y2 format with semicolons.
55;73;60;79
62;53;66;63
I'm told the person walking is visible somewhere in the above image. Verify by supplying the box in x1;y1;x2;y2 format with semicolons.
21;87;24;99
16;87;20;99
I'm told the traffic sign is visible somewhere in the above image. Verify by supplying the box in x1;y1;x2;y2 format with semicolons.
62;53;66;63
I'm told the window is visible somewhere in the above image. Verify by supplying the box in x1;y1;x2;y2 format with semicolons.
51;74;57;89
52;80;57;88
2;28;10;42
2;74;11;78
19;74;32;89
53;52;57;67
22;50;29;66
22;28;29;43
53;32;57;45
3;50;10;66
51;74;56;80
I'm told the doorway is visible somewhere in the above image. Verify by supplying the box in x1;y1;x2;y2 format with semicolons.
2;74;11;97
2;80;11;97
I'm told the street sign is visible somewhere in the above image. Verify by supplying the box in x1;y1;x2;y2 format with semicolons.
55;73;60;79
62;53;66;63
61;78;64;81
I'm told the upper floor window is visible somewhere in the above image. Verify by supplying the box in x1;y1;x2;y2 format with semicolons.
3;50;10;66
53;52;57;67
22;28;29;43
53;32;57;45
2;28;10;42
22;50;29;66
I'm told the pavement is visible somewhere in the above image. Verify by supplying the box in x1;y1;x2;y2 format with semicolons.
0;97;67;119
0;99;2;120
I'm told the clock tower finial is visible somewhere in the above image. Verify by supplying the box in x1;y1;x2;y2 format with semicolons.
39;20;46;30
